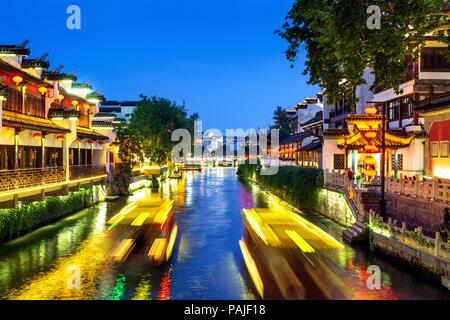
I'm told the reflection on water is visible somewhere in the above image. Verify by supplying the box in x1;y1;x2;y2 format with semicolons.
0;168;448;300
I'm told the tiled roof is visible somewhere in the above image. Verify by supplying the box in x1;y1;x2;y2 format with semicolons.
76;127;109;140
48;108;80;119
301;112;323;127
337;128;414;150
323;128;349;136
298;141;322;152
2;111;70;133
280;132;313;144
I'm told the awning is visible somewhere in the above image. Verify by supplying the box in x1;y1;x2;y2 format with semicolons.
2;110;70;134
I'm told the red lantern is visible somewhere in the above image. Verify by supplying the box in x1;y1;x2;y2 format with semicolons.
57;135;64;142
98;140;104;145
87;139;94;144
74;138;81;143
33;133;42;140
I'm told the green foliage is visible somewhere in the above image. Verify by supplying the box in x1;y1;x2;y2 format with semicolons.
410;231;435;248
0;189;90;242
237;163;324;210
269;106;292;138
115;95;199;169
276;1;450;107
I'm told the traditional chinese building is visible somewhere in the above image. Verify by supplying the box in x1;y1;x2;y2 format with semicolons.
0;41;115;207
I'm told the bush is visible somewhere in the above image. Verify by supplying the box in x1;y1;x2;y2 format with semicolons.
237;163;324;210
0;189;89;242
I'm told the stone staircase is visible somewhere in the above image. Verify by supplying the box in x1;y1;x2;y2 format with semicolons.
342;220;367;243
360;191;380;214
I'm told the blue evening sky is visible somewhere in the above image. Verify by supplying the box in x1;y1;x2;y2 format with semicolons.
2;0;319;132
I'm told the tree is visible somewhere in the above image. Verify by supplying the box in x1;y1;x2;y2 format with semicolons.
115;95;198;171
276;1;450;107
270;106;292;138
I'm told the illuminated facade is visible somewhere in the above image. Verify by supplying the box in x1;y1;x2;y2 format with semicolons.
0;41;115;206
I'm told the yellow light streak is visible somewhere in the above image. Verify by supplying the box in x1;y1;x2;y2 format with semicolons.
288;211;344;248
0;174;108;198
131;211;151;227
110;239;135;261
148;238;167;261
285;230;315;253
108;201;138;224
239;239;264;298
165;225;178;261
243;209;266;243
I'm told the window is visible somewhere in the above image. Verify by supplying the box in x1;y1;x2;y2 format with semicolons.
388;100;399;120
430;142;439;158
441;141;449;158
400;97;413;119
421;47;450;72
24;93;45;118
3;87;22;113
333;154;345;169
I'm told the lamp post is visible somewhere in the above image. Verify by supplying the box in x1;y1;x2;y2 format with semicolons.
380;102;387;220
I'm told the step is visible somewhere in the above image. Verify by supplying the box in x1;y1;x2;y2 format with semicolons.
351;224;365;233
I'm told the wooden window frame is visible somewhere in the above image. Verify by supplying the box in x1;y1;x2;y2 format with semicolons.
440;141;449;158
430;141;439;158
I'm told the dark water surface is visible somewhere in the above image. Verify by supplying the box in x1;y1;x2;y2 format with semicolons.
0;168;448;300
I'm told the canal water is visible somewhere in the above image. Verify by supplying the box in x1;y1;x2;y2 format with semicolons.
0;168;449;300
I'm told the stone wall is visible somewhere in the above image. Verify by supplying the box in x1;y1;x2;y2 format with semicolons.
373;232;450;280
385;192;448;235
319;188;356;227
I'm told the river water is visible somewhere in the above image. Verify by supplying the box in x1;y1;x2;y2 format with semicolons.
0;168;448;300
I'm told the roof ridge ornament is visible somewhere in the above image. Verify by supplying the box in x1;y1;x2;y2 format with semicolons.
16;40;29;48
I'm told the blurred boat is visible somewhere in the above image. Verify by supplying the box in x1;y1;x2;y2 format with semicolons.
181;164;202;171
240;208;351;300
107;199;178;266
168;171;183;179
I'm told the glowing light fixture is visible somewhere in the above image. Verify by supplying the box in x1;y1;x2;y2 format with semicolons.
13;76;23;85
365;144;377;152
38;87;48;95
71;100;79;107
57;94;64;102
365;131;377;139
365;169;377;177
364;156;377;166
57;135;65;142
365;106;378;116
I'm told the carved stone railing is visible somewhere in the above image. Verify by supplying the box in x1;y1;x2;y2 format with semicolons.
383;174;450;204
324;169;368;222
0;167;66;192
69;164;107;180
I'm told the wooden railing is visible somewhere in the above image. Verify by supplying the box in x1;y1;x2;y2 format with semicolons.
369;210;450;260
69;164;107;180
0;167;66;192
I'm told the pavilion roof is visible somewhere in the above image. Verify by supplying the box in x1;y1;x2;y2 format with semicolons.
337;126;414;150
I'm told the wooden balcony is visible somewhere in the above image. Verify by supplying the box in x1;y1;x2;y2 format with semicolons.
0;167;66;192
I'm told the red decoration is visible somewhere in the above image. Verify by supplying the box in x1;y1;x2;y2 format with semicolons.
57;135;65;142
87;139;94;144
33;133;42;140
98;140;104;145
